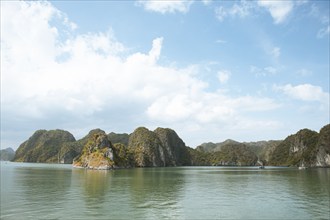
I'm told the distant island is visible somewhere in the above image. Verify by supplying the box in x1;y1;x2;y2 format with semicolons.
0;147;15;161
10;124;330;169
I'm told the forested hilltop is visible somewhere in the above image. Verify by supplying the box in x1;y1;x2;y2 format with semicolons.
194;124;330;167
12;124;330;169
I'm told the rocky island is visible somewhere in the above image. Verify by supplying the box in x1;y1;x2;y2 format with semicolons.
11;124;330;169
0;147;15;161
72;130;114;169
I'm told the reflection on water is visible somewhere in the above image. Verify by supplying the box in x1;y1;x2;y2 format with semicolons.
1;163;329;220
129;168;185;219
180;167;330;219
82;170;111;202
1;163;73;219
283;168;330;219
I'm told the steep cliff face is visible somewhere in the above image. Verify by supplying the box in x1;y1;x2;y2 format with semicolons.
73;130;114;169
314;124;330;167
269;129;319;166
13;129;76;163
128;127;165;167
12;124;329;167
127;127;192;167
154;127;191;166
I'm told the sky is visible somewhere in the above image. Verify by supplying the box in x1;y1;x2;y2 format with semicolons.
1;0;329;150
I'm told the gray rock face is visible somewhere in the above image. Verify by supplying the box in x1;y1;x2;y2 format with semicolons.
128;127;165;167
128;127;191;167
154;127;190;166
268;127;328;167
73;130;114;169
314;124;330;167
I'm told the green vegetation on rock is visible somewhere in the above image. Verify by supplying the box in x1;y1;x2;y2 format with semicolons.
13;129;76;163
269;129;319;166
192;142;258;166
128;127;166;167
11;124;330;168
108;132;129;146
73;130;114;169
315;124;330;166
112;143;134;168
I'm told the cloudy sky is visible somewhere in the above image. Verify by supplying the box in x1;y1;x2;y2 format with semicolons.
1;0;329;150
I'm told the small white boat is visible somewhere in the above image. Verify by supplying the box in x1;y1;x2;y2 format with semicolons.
298;166;307;170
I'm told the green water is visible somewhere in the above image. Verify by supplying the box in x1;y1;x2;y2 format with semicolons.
1;162;329;220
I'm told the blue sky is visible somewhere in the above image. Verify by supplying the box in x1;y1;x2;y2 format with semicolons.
1;0;329;150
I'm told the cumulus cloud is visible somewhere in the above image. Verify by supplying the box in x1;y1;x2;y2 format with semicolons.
136;0;193;14
1;1;287;148
258;0;294;24
217;70;231;84
274;84;330;103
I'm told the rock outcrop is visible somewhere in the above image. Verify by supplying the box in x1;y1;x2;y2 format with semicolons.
268;125;330;167
0;148;15;161
127;127;192;167
314;124;330;166
154;127;191;166
12;124;329;168
211;143;258;166
194;141;258;166
13;129;76;163
128;127;166;167
73;130;114;169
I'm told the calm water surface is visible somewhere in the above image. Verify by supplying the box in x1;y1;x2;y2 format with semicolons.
1;162;329;219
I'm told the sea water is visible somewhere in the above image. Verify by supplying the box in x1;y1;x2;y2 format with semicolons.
1;162;329;219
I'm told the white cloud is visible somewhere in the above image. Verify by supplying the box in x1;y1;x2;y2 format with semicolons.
217;70;231;84
250;65;277;77
317;25;330;38
147;92;279;124
1;1;285;149
136;0;193;14
309;4;329;39
215;39;227;44
296;0;308;6
271;47;281;59
296;68;312;77
215;0;255;22
215;6;227;22
264;66;277;74
258;0;294;24
274;84;330;103
202;0;212;6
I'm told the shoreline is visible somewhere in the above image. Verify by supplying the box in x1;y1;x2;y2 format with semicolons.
2;161;330;169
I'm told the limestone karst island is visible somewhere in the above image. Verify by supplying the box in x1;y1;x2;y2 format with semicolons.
6;124;330;169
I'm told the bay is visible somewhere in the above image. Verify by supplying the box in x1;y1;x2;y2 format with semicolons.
1;162;329;220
